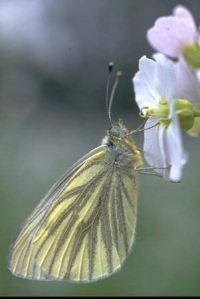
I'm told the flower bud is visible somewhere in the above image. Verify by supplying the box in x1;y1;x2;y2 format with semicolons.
182;42;200;68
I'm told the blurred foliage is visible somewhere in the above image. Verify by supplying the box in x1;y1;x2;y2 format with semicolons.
1;0;200;296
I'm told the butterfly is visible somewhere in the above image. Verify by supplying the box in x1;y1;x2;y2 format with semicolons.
8;65;143;282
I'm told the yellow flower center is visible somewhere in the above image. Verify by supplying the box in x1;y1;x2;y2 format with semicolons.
142;98;200;132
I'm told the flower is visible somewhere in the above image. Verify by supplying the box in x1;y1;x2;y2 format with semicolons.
133;54;188;182
147;5;200;68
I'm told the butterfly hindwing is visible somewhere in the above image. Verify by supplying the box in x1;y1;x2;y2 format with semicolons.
8;128;140;282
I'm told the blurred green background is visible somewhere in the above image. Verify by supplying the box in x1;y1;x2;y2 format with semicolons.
1;0;200;296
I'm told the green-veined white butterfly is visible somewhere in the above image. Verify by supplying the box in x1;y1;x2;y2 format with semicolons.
8;65;143;282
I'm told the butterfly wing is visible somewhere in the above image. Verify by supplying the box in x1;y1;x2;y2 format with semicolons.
8;144;138;282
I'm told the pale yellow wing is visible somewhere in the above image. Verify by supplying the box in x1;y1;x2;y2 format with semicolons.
8;145;138;282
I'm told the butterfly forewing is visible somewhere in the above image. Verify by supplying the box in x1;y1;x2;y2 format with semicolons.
8;123;142;282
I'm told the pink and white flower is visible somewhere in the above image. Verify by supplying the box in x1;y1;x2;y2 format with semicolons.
147;5;198;59
133;54;188;182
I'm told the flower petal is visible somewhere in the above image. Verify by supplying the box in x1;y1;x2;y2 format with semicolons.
133;56;160;109
153;53;176;101
143;117;168;178
174;58;200;109
143;111;188;182
173;5;196;31
164;110;188;182
147;6;197;57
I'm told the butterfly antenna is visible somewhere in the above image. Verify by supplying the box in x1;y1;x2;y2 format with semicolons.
107;70;122;127
105;62;114;127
